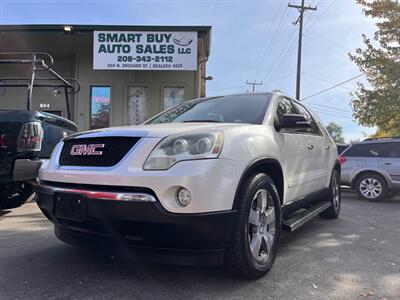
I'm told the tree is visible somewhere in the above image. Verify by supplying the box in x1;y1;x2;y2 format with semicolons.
349;0;400;135
326;122;346;144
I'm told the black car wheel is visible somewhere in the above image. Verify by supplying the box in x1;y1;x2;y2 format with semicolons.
320;169;341;219
227;173;281;278
0;182;33;209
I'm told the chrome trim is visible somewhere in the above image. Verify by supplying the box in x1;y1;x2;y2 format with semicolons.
38;184;156;202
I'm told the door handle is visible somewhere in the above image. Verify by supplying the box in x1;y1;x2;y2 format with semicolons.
324;145;330;150
384;162;392;165
307;144;314;150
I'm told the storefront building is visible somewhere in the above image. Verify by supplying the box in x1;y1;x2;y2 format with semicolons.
0;25;211;131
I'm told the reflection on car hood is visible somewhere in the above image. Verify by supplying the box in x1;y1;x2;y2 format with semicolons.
66;123;247;139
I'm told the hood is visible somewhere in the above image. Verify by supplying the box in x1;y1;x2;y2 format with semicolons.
66;123;247;140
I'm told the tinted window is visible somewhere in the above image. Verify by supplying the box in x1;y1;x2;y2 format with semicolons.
337;145;349;155
345;142;400;158
276;97;297;123
386;142;400;158
147;94;271;125
293;102;320;135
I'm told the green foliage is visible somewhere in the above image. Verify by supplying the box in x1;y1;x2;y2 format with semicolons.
349;0;400;135
326;122;346;144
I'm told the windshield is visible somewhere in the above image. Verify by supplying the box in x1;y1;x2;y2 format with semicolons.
146;94;271;125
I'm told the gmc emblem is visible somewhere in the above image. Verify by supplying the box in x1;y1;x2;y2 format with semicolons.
70;144;105;156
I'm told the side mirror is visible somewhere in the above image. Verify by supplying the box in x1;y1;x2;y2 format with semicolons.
279;114;311;129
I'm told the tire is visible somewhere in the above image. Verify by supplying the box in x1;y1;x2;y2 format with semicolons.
0;182;33;209
320;169;341;219
226;173;282;278
355;173;388;202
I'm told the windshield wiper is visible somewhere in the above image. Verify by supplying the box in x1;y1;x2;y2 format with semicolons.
182;120;221;123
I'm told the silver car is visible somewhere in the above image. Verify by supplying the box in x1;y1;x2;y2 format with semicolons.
340;138;400;201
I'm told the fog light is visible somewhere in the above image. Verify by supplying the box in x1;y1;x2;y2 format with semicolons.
176;187;191;207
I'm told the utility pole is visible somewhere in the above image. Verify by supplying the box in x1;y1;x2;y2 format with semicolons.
288;0;317;100
246;80;263;92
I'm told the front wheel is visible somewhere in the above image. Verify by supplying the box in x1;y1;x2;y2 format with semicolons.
227;173;281;278
0;182;33;209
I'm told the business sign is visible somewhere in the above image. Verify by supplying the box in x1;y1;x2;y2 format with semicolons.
93;31;197;71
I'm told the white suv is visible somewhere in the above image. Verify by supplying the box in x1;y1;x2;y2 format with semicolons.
36;92;340;278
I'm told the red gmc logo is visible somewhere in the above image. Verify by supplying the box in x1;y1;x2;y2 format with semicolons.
70;144;105;156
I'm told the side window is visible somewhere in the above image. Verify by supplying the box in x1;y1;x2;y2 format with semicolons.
345;143;399;158
310;110;330;138
293;102;320;135
387;142;400;158
369;143;399;158
276;97;297;124
345;144;369;157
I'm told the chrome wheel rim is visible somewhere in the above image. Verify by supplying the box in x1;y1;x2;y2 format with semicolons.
332;175;340;209
248;189;275;262
360;178;382;199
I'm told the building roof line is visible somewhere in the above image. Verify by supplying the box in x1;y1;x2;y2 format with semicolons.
0;24;212;33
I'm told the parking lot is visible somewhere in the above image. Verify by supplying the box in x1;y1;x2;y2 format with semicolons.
0;191;399;300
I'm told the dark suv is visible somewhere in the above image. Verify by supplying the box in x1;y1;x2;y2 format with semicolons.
0;53;79;209
340;138;400;201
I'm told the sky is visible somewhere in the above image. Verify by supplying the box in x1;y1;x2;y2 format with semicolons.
0;0;379;142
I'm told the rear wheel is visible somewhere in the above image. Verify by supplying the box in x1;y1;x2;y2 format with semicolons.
355;173;387;201
320;169;341;219
227;173;281;278
0;182;33;209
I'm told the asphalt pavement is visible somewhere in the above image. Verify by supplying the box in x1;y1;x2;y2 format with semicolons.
0;191;399;300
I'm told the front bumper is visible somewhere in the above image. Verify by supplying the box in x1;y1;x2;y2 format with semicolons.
36;182;236;265
39;138;243;214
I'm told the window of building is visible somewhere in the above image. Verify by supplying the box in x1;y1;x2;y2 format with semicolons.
163;86;184;109
127;86;147;125
90;86;111;129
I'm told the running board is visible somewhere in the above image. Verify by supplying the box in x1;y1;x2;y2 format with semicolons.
282;201;331;232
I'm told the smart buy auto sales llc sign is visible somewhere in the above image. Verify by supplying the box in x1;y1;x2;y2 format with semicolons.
93;31;198;71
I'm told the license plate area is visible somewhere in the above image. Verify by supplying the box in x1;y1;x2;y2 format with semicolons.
54;192;86;222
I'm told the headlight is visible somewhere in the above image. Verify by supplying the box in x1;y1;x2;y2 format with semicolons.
143;131;224;170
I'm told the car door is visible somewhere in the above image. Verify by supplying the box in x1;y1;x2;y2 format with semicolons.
378;142;400;184
292;101;331;192
273;97;313;203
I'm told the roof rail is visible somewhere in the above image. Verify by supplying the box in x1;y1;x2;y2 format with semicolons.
0;52;80;119
363;136;400;141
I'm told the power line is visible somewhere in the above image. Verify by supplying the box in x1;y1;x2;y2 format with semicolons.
207;85;247;91
262;5;317;90
301;73;365;101
262;29;298;88
208;73;296;93
249;4;289;80
311;109;353;119
304;0;336;33
307;102;352;115
288;0;317;100
302;72;355;91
